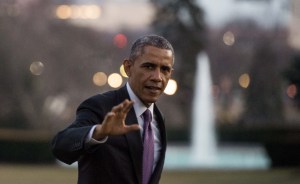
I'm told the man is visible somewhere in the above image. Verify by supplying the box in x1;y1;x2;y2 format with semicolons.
51;35;175;184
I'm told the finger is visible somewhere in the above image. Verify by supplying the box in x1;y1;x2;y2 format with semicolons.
122;100;134;114
103;112;116;123
111;100;132;115
111;103;124;114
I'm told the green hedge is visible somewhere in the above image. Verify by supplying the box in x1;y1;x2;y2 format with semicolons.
0;139;55;163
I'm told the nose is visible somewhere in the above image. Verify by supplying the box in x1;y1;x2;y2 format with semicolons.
151;68;163;82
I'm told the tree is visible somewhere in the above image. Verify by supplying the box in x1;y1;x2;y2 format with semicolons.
150;0;206;133
0;0;126;130
243;39;284;124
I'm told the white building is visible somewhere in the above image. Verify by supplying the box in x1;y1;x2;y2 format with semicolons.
53;0;155;31
197;0;290;29
53;0;300;49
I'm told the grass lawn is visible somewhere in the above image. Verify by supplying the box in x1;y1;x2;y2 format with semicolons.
0;164;300;184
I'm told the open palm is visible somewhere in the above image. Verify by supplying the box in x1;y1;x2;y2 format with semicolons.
93;99;140;140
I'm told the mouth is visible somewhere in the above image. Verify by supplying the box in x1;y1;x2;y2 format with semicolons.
145;85;162;93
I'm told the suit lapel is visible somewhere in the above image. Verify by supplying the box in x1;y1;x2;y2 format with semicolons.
125;109;143;184
149;105;167;184
117;86;143;184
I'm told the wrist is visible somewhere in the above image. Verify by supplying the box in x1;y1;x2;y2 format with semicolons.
92;125;108;140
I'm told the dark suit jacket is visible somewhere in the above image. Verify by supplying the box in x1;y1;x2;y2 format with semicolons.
51;86;167;184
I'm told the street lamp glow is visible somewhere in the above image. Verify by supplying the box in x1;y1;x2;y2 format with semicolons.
93;72;107;86
56;5;72;19
108;73;123;88
30;61;44;75
113;34;128;48
223;31;235;46
164;79;177;95
239;73;250;89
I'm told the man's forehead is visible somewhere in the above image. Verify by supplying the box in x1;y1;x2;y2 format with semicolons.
142;46;173;60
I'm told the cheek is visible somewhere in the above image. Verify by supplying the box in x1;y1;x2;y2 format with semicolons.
130;73;145;87
135;71;148;80
163;77;170;85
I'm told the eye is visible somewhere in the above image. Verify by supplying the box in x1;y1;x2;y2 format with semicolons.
161;66;172;74
142;63;155;70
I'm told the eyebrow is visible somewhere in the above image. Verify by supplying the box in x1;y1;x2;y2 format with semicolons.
141;62;173;71
142;61;171;67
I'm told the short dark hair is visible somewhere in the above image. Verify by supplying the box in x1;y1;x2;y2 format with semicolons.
129;35;174;62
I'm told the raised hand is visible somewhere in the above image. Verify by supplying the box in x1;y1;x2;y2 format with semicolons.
92;99;140;140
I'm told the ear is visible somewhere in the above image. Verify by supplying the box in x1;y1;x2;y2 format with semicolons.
123;59;132;77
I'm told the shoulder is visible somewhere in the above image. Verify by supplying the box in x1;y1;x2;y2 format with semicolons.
85;90;118;105
78;86;128;111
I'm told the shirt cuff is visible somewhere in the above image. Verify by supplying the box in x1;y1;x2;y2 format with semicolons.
85;125;108;145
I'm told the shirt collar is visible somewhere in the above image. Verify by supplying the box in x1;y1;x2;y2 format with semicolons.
126;83;154;118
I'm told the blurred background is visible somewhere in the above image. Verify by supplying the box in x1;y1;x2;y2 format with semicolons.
1;0;300;183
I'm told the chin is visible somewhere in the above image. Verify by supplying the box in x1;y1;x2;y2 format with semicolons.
142;98;156;105
148;98;159;104
142;94;161;104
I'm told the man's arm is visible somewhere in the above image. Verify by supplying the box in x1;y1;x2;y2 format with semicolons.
51;125;92;164
51;99;140;164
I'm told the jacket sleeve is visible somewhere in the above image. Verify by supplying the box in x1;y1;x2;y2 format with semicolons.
51;125;92;164
51;96;106;164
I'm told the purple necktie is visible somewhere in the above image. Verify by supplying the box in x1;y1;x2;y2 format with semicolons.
142;109;154;184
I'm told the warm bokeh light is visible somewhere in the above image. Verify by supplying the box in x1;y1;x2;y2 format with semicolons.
86;5;101;19
56;5;101;19
223;31;235;46
120;65;128;78
56;5;72;19
93;72;107;86
80;5;100;19
108;73;123;88
30;61;44;76
287;84;297;98
113;34;128;48
239;73;250;89
44;95;67;116
164;79;177;95
70;5;81;19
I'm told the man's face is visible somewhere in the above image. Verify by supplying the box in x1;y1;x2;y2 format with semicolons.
124;46;174;106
